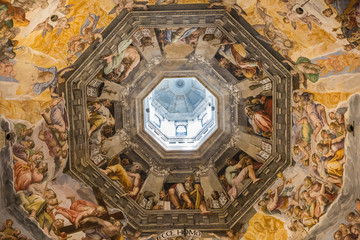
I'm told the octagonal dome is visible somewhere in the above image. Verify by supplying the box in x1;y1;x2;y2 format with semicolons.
64;7;293;233
144;77;218;150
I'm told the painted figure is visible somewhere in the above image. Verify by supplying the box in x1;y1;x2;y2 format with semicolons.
103;39;140;83
67;14;104;62
208;0;247;16
101;161;142;198
255;0;294;57
109;0;148;15
278;0;322;30
168;176;212;215
19;188;59;234
87;100;115;143
55;196;107;228
13;158;47;192
283;58;323;87
81;217;124;240
245;106;272;136
223;155;262;201
217;38;262;79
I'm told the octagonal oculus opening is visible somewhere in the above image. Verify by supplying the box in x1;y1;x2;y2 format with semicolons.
144;77;218;151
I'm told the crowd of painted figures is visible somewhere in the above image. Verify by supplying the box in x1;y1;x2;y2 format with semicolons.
0;0;77;86
0;0;26;76
253;89;347;234
332;201;360;240
10;94;115;239
0;219;32;240
328;0;360;52
11;95;70;187
1;0;359;238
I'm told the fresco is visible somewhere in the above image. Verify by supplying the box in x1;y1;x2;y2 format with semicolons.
87;99;116;153
98;152;147;200
101;40;142;84
243;80;273;139
218;151;263;201
1;218;33;240
331;201;360;239
150;175;213;214
214;39;263;81
154;27;202;58
0;0;360;239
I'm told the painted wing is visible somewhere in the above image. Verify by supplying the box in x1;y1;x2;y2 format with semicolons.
276;11;287;17
109;4;119;14
255;34;272;44
252;24;266;30
94;26;105;34
42;29;47;37
156;0;165;5
79;17;90;35
65;4;74;9
68;16;75;22
91;14;101;32
306;21;312;31
57;28;63;36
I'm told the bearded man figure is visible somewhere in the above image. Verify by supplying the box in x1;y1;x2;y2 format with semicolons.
101;161;142;199
55;196;107;228
168;176;212;215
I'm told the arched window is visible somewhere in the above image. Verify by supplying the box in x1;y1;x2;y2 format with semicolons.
176;125;187;136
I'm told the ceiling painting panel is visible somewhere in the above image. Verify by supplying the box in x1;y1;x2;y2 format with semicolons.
0;0;359;240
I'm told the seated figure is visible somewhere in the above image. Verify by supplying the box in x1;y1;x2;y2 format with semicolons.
168;176;212;215
224;155;262;201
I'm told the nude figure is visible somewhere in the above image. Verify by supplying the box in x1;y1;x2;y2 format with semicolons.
208;0;246;16
255;0;294;57
277;0;322;30
81;217;123;240
109;0;147;15
103;41;140;82
55;196;107;228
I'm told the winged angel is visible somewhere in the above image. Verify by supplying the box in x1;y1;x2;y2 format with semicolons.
254;0;294;58
277;0;322;30
31;0;74;37
67;14;104;62
208;0;247;16
109;0;148;16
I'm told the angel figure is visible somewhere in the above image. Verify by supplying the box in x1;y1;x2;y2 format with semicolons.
67;14;104;62
277;0;322;30
109;0;148;16
31;0;74;37
254;0;294;58
208;0;247;16
10;0;49;11
155;0;178;5
32;15;75;37
56;0;74;15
